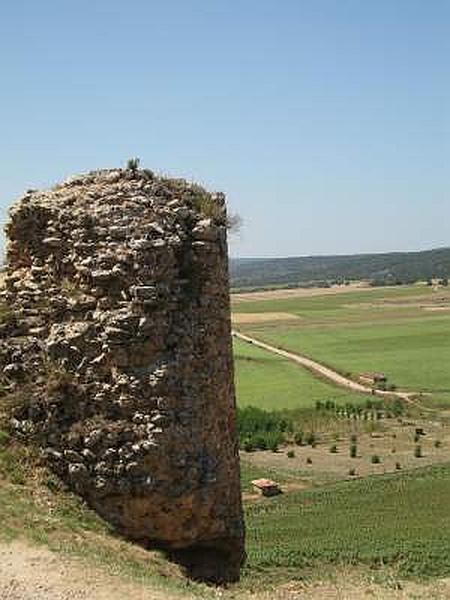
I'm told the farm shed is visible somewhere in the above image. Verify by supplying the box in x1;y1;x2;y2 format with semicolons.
251;478;282;497
358;372;387;386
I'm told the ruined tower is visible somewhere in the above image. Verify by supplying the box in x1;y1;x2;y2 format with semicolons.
1;167;245;581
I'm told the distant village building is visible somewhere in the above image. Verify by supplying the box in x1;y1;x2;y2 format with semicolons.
358;372;387;386
251;478;282;497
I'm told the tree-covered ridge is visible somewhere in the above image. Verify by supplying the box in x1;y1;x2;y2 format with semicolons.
230;247;450;288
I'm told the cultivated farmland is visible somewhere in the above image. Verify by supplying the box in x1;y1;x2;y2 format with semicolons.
233;283;450;407
243;463;450;577
232;283;450;588
234;337;368;410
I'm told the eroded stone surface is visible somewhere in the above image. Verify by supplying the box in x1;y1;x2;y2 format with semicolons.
0;167;245;582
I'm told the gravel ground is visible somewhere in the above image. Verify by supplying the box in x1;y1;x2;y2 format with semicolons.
0;541;176;600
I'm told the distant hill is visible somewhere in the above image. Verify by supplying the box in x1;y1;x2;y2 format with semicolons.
230;247;450;289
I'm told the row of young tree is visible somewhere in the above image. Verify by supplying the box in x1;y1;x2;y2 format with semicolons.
237;398;405;453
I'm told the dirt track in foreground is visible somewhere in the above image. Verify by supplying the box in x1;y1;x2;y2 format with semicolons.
0;540;179;600
3;540;450;599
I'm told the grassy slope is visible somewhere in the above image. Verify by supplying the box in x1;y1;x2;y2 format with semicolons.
234;338;367;410
244;462;450;578
0;438;207;598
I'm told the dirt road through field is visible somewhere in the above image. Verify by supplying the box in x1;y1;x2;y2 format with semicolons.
233;331;418;404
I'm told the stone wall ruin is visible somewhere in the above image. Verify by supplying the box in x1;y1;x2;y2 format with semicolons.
0;167;245;582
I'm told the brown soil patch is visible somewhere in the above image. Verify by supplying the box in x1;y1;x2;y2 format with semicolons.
242;416;450;484
232;282;374;303
232;312;301;324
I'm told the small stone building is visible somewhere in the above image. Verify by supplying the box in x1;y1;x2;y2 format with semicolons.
251;478;281;497
358;372;387;386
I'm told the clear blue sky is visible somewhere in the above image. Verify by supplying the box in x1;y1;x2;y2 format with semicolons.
1;0;448;258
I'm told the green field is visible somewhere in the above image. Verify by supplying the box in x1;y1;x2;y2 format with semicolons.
234;338;368;410
244;462;450;577
233;285;450;406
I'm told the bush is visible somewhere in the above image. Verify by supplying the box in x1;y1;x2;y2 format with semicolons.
414;445;422;458
287;450;295;459
126;157;140;171
391;399;404;417
371;455;381;464
0;431;10;447
306;432;316;446
237;406;291;450
243;439;255;452
269;438;279;453
395;462;402;470
350;444;357;458
434;440;442;448
294;431;304;446
329;445;338;454
306;457;312;465
348;468;356;477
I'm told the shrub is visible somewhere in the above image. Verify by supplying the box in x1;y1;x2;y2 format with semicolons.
142;168;154;180
269;438;279;453
306;432;316;446
395;461;402;470
253;434;268;450
237;406;291;450
0;431;10;447
350;444;357;458
348;468;356;476
414;445;422;458
371;455;381;464
243;439;255;452
306;457;312;465
287;450;295;459
391;399;404;417
294;431;304;446
329;445;338;454
434;440;442;448
126;157;140;172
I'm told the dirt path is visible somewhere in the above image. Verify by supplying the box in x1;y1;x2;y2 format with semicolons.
0;540;186;600
233;331;423;406
3;539;450;599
